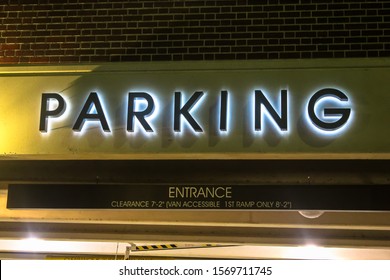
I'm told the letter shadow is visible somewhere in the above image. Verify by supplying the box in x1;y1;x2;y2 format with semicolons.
243;100;284;148
160;99;198;149
243;100;254;147
208;98;220;147
297;115;335;147
261;121;283;147
161;101;174;148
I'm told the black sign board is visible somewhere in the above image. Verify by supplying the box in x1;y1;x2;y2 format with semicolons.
6;184;390;211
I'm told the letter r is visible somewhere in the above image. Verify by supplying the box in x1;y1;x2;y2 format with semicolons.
127;92;155;132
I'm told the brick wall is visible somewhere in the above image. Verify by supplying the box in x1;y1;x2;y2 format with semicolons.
0;0;389;64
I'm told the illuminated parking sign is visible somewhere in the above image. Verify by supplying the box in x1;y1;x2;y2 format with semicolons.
39;88;352;135
2;59;389;159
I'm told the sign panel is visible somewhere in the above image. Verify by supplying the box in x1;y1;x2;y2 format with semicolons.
7;184;390;211
0;59;389;159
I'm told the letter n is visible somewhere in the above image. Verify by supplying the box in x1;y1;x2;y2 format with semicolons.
254;90;288;131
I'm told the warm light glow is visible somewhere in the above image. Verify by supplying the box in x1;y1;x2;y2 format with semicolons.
19;238;47;252
0;239;127;255
283;245;337;260
0;240;389;259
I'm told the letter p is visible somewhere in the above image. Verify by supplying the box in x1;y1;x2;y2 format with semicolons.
39;93;66;132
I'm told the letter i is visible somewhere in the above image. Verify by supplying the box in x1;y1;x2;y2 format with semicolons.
220;90;228;131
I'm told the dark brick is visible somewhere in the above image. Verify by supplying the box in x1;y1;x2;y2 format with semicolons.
379;36;390;43
264;18;284;25
264;45;284;52
47;23;67;30
30;43;50;50
280;11;300;17
379;50;390;56
378;9;390;16
346;50;367;57
216;13;236;20
248;25;267;32
346;24;368;32
170;21;190;27
264;5;283;12
154;14;174;21
263;32;284;38
107;22;127;29
361;16;382;23
296;45;316;51
183;54;204;60
362;43;384;50
300;52;311;58
329;31;350;37
247;53;267;59
349;43;362;51
280;25;300;31
345;10;366;17
279;0;300;4
0;0;386;63
328;17;350;24
198;46;218;53
280;38;300;45
311;24;335;31
296;31;317;37
248;12;267;19
232;6;251;13
280;52;300;59
214;53;235;59
232;46;251;52
152;54;172;61
295;4;316;11
346;37;367;43
312;11;333;17
169;34;189;40
313;38;333;44
200;33;219;40
30;56;51;63
328;4;349;10
329;44;350;51
296;18;316;24
215;40;235;46
231;33;251;39
313;52;333;58
361;3;383;9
